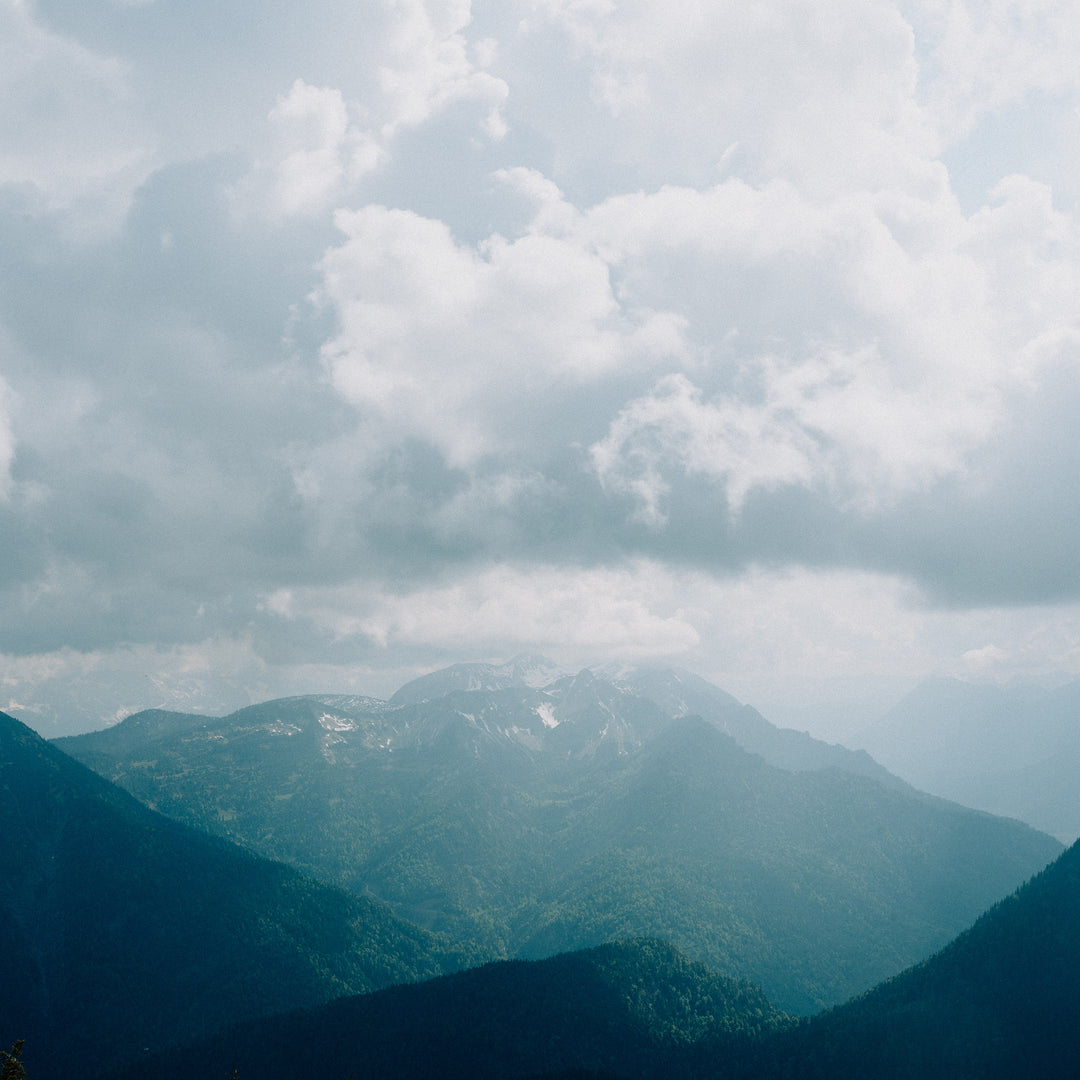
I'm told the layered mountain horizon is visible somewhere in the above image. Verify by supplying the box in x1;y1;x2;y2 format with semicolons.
55;658;1061;1015
4;656;1076;1077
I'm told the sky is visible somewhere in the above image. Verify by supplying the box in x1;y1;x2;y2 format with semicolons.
4;0;1080;738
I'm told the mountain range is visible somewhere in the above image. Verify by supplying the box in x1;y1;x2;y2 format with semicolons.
56;660;1061;1014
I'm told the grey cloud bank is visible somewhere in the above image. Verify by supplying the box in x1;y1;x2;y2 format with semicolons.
4;0;1080;735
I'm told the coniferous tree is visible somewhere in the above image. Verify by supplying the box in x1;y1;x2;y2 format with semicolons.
1;1040;26;1080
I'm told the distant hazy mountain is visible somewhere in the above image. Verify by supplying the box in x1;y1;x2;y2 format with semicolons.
101;938;791;1080
758;834;1080;1078
3;669;261;739
856;676;1080;841
600;663;906;787
0;711;473;1080
57;665;1062;1014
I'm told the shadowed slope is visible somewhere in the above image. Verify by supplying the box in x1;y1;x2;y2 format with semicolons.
0;711;476;1080
758;837;1080;1077
101;938;790;1080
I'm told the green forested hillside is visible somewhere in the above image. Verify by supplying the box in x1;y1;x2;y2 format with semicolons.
0;712;476;1080
56;671;1061;1013
748;836;1080;1078
96;839;1080;1080
99;938;791;1080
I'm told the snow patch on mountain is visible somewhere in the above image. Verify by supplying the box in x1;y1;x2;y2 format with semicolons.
266;722;302;736
535;703;559;729
319;713;358;732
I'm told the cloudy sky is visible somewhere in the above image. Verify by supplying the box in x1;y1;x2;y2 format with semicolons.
4;0;1080;736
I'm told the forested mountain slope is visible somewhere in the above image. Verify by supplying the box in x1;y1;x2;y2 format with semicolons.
0;712;475;1080
753;835;1080;1078
100;938;791;1080
95;836;1080;1080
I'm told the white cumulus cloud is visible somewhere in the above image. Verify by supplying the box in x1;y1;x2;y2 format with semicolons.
264;560;703;659
317;200;685;465
260;80;370;218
